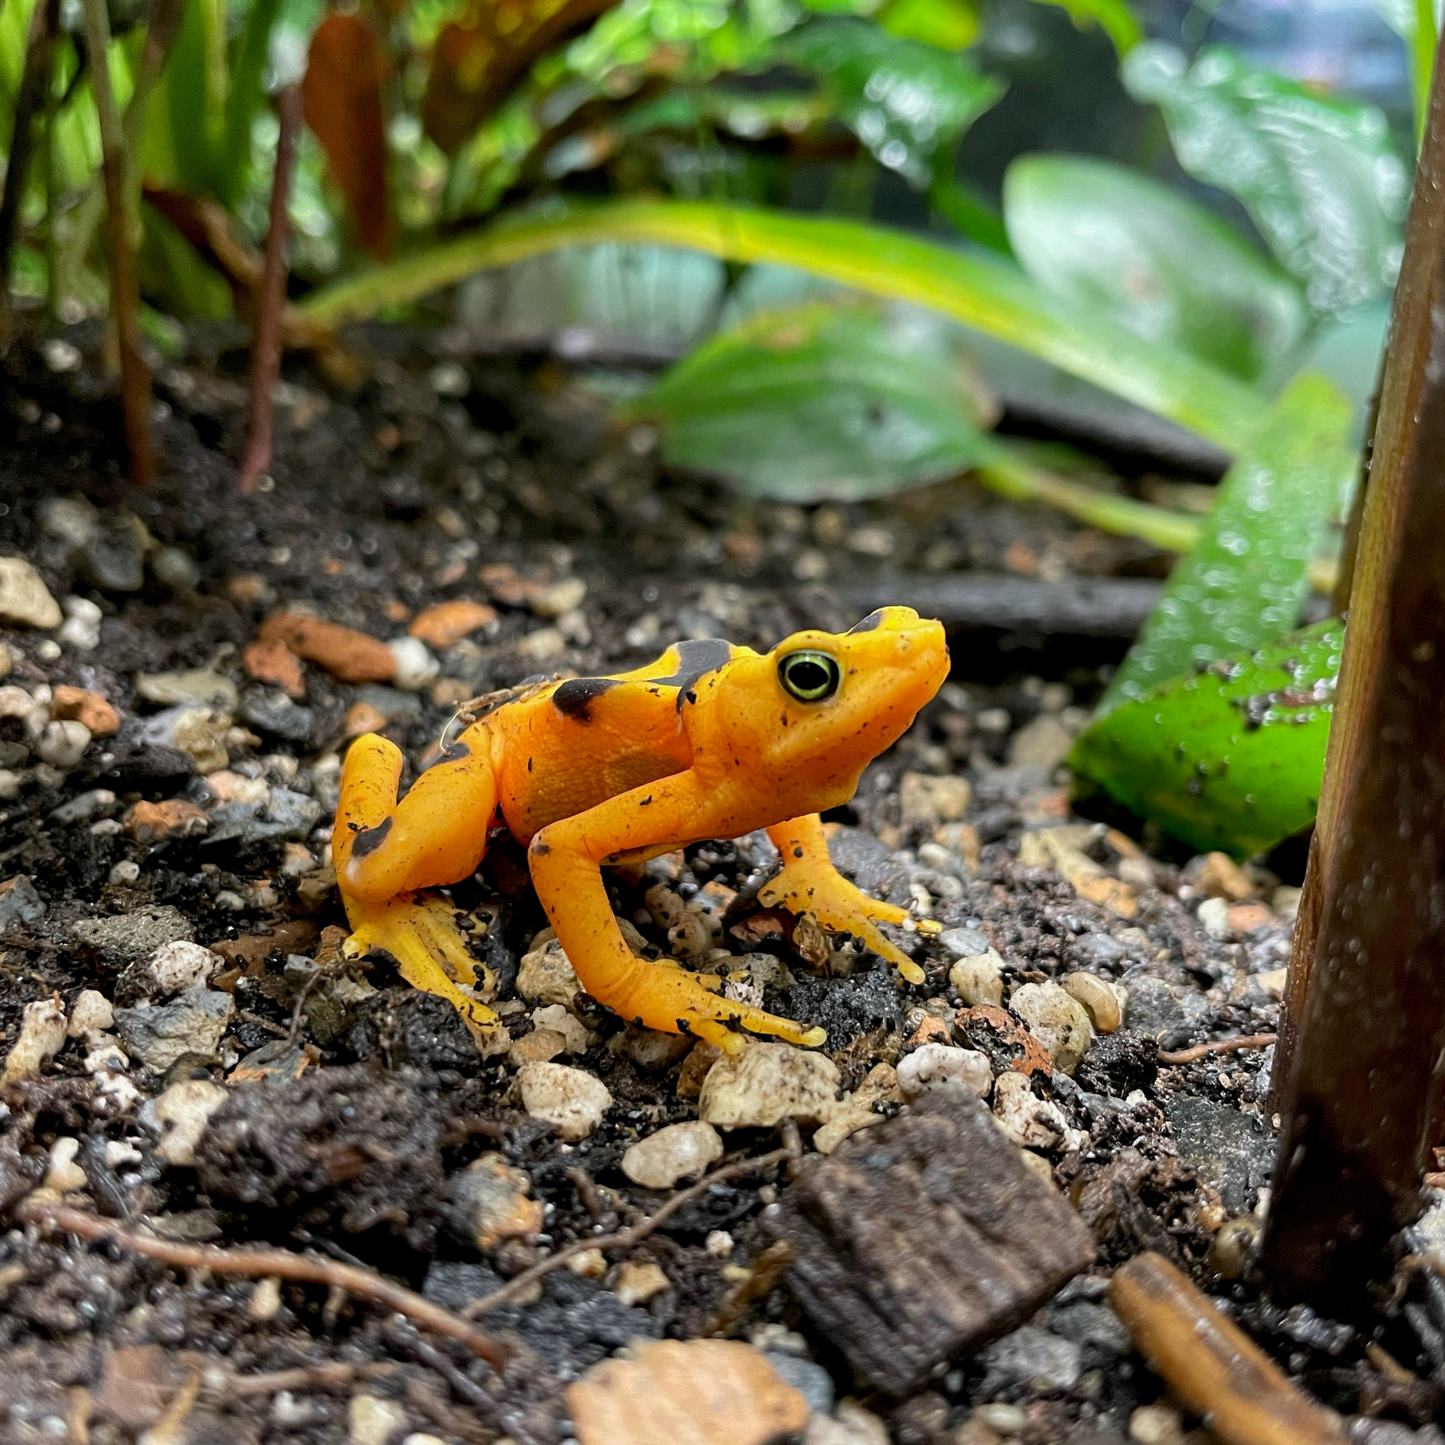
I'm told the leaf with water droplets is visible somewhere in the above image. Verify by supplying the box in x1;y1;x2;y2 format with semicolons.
1098;369;1352;716
1070;618;1341;858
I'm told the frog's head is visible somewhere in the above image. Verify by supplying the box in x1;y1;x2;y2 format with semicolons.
711;606;949;805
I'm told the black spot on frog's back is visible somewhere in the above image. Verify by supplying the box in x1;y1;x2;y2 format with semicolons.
652;637;735;709
847;609;886;634
552;677;622;723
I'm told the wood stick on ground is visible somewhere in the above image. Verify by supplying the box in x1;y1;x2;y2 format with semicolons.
1110;1251;1350;1445
239;84;303;495
0;0;60;339
222;1361;401;1396
18;1201;510;1369
79;0;154;485
1158;1033;1277;1066
1263;24;1445;1304
462;1145;797;1319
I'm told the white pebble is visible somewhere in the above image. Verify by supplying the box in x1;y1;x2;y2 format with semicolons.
0;557;62;629
145;941;220;998
705;1229;734;1258
35;718;90;769
67;989;114;1039
58;595;102;651
698;1042;840;1129
1198;895;1231;938
895;1044;992;1100
45;1137;88;1193
0;771;20;800
517;1061;612;1141
109;860;141;885
143;1079;229;1167
387;636;439;691
622;1121;723;1190
949;949;1005;1006
993;1071;1086;1153
42;338;81;372
347;1393;408;1445
2;997;67;1083
1009;981;1093;1074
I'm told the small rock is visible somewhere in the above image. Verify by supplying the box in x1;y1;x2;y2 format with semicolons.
126;940;219;1000
51;685;119;736
144;1080;229;1166
1007;715;1074;770
972;1403;1028;1434
0;769;21;799
45;1136;88;1193
992;1071;1085;1152
531;1002;591;1054
408;599;496;648
51;788;118;825
0;557;62;629
1061;973;1122;1034
508;1028;566;1066
949;949;1005;1007
899;772;972;827
765;1355;834;1415
124;798;210;843
938;926;991;960
243;637;306;698
72;905;194;964
115;986;234;1071
1129;1403;1185;1445
1122;977;1188;1048
387;636;439;692
954;1004;1053;1078
981;1325;1082;1393
614;1260;671;1307
345;700;388;737
42;338;81;372
57;595;102;650
135;668;238;710
517;937;583;1010
1191;851;1256;901
35;718;90;768
1198;896;1231;938
348;1393;408;1445
623;1121;724;1189
518;1061;612;1141
814;1062;904;1153
448;1152;543;1248
68;989;114;1038
1009;982;1093;1075
699;1042;841;1129
1228;901;1274;934
260;612;396;684
78;512;146;591
1166;1095;1275;1213
2;997;67;1083
623;1021;696;1071
238;687;314;742
515;625;566;662
0;875;46;930
807;1408;890;1445
534;577;587;618
0;685;33;718
0;643;9;678
150;545;200;590
896;1044;992;1099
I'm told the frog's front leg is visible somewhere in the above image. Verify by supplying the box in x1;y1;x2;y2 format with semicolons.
760;815;928;985
527;776;827;1054
333;732;503;1041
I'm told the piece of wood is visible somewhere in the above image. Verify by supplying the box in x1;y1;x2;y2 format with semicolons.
1111;1252;1349;1445
765;1087;1095;1395
1263;27;1445;1303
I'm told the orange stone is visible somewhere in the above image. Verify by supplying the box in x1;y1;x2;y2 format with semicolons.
242;636;306;698
408;598;497;649
258;611;395;684
124;799;209;844
954;1004;1053;1078
344;700;388;737
50;685;120;736
1226;901;1274;934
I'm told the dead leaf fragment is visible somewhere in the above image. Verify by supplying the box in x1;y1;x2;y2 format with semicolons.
565;1338;808;1445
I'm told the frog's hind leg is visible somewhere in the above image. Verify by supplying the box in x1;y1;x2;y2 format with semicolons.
334;732;503;1040
761;815;928;984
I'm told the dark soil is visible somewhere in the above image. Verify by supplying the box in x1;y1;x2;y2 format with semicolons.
0;321;1439;1445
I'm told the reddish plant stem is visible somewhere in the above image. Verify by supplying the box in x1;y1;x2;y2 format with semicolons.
1157;1033;1278;1066
238;83;302;495
80;0;153;485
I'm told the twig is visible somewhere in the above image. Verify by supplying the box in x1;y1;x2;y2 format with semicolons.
1158;1033;1277;1066
0;0;60;339
79;0;153;485
220;1361;400;1396
18;1201;510;1368
463;1144;798;1319
239;83;302;494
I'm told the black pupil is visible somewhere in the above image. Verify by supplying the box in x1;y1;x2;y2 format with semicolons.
788;659;831;695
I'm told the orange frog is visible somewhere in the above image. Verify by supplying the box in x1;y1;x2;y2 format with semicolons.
332;605;949;1053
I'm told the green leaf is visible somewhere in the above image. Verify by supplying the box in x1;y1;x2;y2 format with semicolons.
1069;618;1340;858
292;200;1270;451
779;19;1003;187
218;0;282;204
1367;0;1436;150
143;0;224;196
1122;42;1408;316
638;301;993;500
1024;0;1140;54
1004;155;1307;381
1099;370;1352;714
878;0;978;51
136;199;233;320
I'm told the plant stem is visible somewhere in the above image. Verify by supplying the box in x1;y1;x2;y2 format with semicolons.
288;200;1268;453
1415;0;1438;153
238;83;302;495
0;0;60;338
80;0;154;485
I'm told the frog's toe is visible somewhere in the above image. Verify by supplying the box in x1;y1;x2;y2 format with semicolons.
760;871;925;986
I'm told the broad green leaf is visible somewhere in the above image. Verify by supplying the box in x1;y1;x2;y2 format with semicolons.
1025;0;1140;54
779;19;1003;187
143;0;225;196
638;302;993;500
878;0;978;51
1069;618;1340;858
1004;155;1307;381
292;200;1269;451
1122;43;1408;316
218;0;283;204
137;200;233;320
1100;370;1352;714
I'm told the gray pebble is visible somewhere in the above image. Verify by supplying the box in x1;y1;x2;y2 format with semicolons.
238;687;314;742
764;1353;834;1414
980;1325;1082;1393
72;905;194;965
938;926;991;960
0;876;46;930
115;985;234;1071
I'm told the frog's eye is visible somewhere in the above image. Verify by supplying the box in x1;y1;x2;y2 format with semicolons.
778;650;841;703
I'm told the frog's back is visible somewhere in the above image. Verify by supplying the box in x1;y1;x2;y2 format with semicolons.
479;638;753;838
